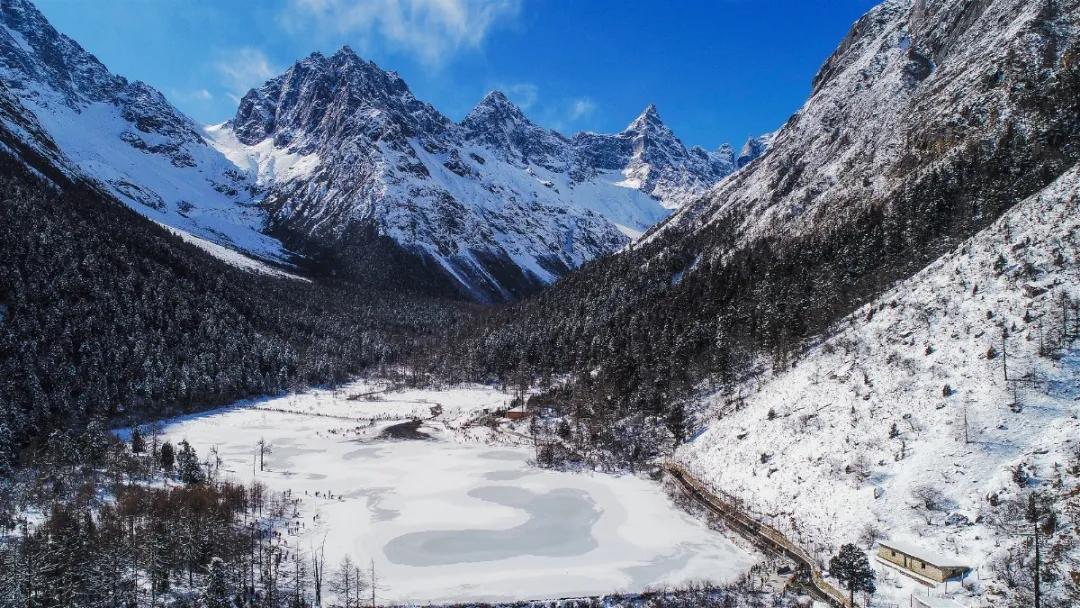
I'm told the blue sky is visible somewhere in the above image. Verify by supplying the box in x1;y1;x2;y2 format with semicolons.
36;0;878;149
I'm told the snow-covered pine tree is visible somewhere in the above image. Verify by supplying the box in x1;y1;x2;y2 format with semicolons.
176;440;204;485
829;543;876;607
205;557;231;608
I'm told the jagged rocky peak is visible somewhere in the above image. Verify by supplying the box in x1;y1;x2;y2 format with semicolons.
735;131;775;168
622;104;686;168
1;0;198;146
231;45;448;148
462;90;530;127
624;103;670;135
0;0;114;103
461;90;570;169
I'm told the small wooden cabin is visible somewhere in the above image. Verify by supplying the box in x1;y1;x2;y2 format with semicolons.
877;540;969;584
504;405;529;421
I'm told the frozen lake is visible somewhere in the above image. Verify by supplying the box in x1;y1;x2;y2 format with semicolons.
148;382;755;603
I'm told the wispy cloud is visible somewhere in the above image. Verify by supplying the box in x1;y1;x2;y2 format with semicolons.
282;0;520;67
494;82;538;109
215;47;278;98
171;88;214;102
568;97;595;121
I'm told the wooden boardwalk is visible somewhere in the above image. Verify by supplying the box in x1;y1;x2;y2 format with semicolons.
664;464;850;607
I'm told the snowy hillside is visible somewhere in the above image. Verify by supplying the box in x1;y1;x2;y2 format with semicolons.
210;48;764;300
654;0;1079;251
679;165;1080;606
0;0;292;270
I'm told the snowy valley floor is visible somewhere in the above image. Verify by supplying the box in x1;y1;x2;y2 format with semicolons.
134;380;757;604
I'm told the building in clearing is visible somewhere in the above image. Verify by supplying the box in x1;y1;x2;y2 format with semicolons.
876;540;969;584
504;404;529;421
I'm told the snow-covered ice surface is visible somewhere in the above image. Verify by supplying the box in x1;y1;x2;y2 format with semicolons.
149;380;755;603
679;166;1080;606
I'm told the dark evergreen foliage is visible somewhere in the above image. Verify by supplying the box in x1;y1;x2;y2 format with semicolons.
829;543;876;606
0;154;467;467
176;440;204;485
160;441;175;473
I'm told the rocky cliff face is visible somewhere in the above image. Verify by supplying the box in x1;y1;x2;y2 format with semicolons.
209;47;760;300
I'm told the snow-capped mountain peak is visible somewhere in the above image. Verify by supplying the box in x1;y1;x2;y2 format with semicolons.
460;90;570;171
207;48;765;300
623;103;666;134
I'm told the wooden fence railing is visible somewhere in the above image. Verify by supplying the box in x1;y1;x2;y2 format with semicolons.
664;463;850;607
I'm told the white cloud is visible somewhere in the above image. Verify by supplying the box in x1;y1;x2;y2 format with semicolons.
496;82;538;109
282;0;521;66
215;47;278;97
568;97;595;121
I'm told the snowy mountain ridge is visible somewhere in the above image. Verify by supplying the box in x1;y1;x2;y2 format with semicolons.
649;0;1078;254
208;47;767;300
0;0;291;268
0;0;773;298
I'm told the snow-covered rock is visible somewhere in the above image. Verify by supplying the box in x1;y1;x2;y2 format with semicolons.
735;131;775;169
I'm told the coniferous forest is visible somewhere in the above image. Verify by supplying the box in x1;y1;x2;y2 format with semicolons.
0;154;467;473
2;0;1080;606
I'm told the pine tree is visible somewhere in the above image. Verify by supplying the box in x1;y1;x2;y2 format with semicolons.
205;557;231;608
131;426;146;454
176;440;205;485
829;543;876;607
160;441;175;473
0;422;13;478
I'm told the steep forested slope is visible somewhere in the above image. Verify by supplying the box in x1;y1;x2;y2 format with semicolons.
0;149;463;471
416;0;1080;463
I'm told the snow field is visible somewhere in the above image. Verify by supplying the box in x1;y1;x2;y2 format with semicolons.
151;380;757;603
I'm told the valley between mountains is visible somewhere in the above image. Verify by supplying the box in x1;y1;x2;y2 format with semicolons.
1;0;1079;607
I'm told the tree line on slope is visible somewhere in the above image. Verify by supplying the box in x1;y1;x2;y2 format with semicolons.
0;154;468;473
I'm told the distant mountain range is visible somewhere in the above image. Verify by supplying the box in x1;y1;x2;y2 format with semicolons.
0;0;771;300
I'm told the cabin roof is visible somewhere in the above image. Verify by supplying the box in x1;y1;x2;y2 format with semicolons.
878;540;968;568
